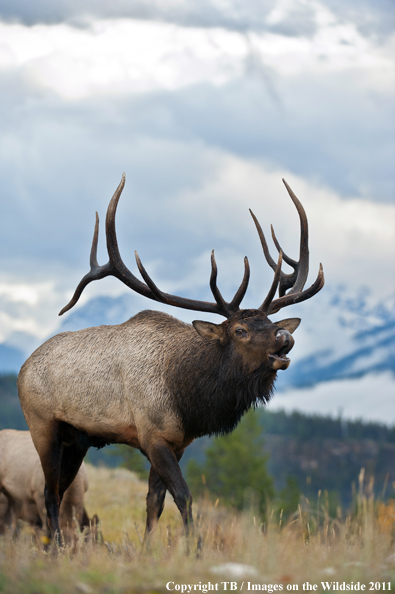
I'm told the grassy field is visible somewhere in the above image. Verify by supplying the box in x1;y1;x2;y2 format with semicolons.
0;464;394;594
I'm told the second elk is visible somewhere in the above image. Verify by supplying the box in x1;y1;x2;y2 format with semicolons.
0;429;99;543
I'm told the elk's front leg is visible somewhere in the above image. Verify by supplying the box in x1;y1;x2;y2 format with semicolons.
145;440;193;534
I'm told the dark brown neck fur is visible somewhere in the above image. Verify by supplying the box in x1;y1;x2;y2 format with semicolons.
165;330;277;439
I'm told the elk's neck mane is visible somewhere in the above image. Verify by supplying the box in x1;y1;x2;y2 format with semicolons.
162;318;277;439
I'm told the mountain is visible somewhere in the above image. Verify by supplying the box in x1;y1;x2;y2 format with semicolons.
278;288;395;389
282;325;395;387
58;294;140;332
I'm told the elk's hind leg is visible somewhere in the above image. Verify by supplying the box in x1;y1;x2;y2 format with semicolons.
29;420;63;541
30;421;87;543
58;442;87;499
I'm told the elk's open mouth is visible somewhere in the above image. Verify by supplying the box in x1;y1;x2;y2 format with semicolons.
268;331;294;371
268;351;290;371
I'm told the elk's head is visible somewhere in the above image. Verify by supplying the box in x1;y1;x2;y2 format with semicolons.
193;311;300;372
59;174;324;372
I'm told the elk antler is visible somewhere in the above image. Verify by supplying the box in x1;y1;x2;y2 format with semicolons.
59;174;324;319
59;174;250;318
251;179;324;315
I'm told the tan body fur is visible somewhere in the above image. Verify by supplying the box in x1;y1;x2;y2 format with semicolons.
18;312;193;455
0;429;91;539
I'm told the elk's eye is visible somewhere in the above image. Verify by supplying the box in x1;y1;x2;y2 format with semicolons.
235;328;247;337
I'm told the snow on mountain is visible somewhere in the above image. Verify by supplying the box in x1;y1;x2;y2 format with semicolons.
276;287;395;390
270;286;395;424
58;294;140;333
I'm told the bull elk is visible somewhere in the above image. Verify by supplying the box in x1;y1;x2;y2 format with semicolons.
18;174;324;542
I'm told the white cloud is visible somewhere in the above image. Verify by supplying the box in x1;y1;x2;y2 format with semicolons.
165;154;395;299
0;9;392;100
0;281;65;342
0;282;44;305
0;20;246;99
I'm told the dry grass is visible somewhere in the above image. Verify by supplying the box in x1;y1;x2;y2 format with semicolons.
0;464;394;594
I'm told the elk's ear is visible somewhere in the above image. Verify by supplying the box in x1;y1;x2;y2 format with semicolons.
192;320;227;344
274;318;301;334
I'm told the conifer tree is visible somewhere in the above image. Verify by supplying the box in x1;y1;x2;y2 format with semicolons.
186;410;274;517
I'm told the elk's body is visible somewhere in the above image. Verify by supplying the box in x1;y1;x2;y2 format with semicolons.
0;429;92;540
19;310;284;450
17;174;324;542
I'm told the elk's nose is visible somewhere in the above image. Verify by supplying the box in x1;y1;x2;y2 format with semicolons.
275;329;294;354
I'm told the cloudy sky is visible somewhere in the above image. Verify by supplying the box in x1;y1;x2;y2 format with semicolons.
0;1;394;420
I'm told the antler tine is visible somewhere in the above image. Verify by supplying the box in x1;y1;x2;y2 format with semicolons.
270;225;297;268
269;224;298;297
210;251;252;315
281;178;309;295
249;208;277;271
252;180;324;315
210;250;230;314
134;251;163;302
90;212;100;268
103;174;151;297
229;256;250;311
268;263;325;315
134;248;249;317
59;212;114;316
260;251;283;314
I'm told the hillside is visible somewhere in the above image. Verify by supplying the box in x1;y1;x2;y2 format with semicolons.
181;409;395;506
0;373;28;431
